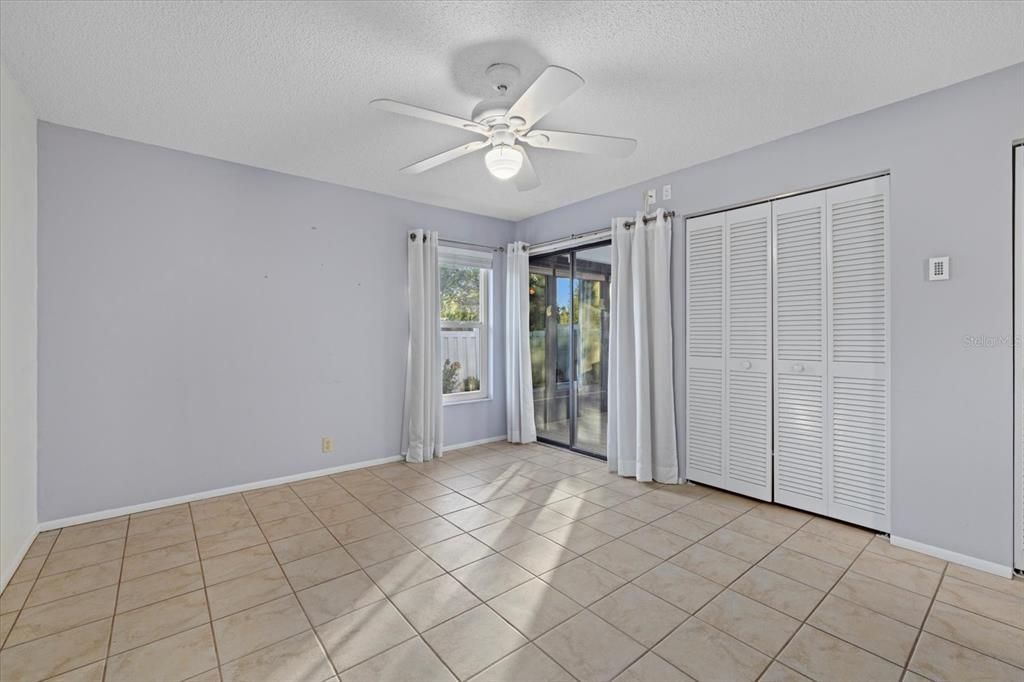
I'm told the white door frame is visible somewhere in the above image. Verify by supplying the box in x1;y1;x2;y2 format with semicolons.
1014;143;1023;571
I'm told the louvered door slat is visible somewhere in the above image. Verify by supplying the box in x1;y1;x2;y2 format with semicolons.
826;177;891;531
773;190;829;515
686;213;726;487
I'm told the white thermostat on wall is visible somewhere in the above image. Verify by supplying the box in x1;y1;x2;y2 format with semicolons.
928;256;950;281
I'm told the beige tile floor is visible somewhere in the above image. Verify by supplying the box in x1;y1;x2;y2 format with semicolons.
1;442;1022;682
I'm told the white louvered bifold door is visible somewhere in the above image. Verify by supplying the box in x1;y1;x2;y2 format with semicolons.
686;213;727;488
724;203;773;500
826;177;891;531
773;190;829;515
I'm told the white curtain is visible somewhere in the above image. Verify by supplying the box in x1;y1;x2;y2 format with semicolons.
608;209;678;482
506;242;537;443
402;230;443;462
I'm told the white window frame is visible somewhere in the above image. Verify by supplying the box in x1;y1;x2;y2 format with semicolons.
440;248;492;405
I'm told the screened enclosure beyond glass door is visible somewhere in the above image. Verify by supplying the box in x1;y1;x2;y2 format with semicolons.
529;243;611;458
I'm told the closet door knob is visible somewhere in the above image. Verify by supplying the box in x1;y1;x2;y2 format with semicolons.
792;363;805;372
741;361;752;370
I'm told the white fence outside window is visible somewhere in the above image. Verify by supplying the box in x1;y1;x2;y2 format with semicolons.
442;328;481;390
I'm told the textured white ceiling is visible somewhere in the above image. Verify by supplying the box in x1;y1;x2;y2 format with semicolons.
2;1;1022;221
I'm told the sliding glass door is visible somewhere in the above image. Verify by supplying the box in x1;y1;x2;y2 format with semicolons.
574;245;611;455
529;252;572;447
529;242;611;458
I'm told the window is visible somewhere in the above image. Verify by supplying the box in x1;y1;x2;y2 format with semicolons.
439;246;492;404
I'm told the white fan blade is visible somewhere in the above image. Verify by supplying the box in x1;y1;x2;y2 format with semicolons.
371;99;490;136
514;146;540;192
522;129;636;158
400;140;489;174
506;66;584;127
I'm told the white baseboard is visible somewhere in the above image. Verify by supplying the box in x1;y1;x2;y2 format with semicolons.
38;454;404;532
890;535;1013;578
445;434;507;451
1;529;39;593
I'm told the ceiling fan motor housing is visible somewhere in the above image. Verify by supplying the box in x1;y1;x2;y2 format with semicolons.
471;97;513;126
489;126;516;147
472;63;528;127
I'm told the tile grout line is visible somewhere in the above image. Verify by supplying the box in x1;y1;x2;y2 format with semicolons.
30;502;291;678
31;499;316;677
188;500;224;681
401;451;588;681
39;479;463;677
339;461;526;678
338;450;590;679
6;528;139;682
773;532;967;668
467;451;758;679
498;486;931;680
4;518;222;677
300;467;466;681
0;527;62;650
406;455;675;680
37;515;215;674
56;512;208;677
280;475;782;675
900;567;1024;673
393;457;779;679
901;560;948;678
735;524;1023;674
327;466;464;680
598;497;811;680
237;477;344;681
271;467;461;678
754;528;878;680
100;515;131;682
920;573;1024;629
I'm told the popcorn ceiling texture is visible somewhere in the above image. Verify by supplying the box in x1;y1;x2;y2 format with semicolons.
1;0;1022;221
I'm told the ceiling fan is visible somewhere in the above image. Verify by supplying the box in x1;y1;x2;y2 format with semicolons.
371;63;637;191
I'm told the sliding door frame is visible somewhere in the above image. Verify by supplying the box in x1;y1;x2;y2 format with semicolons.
530;240;612;461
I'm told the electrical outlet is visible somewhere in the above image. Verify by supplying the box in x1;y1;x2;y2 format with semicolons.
662;184;672;200
321;437;333;454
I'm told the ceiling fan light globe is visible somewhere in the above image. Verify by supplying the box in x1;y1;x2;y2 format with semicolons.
484;144;523;180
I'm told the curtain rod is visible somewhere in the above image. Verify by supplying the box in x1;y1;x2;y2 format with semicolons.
625;210;676;228
528;210;677;252
438;237;505;253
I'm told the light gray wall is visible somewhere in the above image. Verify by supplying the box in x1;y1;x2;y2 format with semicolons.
517;64;1024;567
37;124;514;522
0;61;39;586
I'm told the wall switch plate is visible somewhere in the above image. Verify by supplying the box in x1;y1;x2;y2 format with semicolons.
928;256;950;281
662;184;672;200
321;437;333;453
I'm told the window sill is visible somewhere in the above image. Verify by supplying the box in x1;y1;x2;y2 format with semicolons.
443;396;493;407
